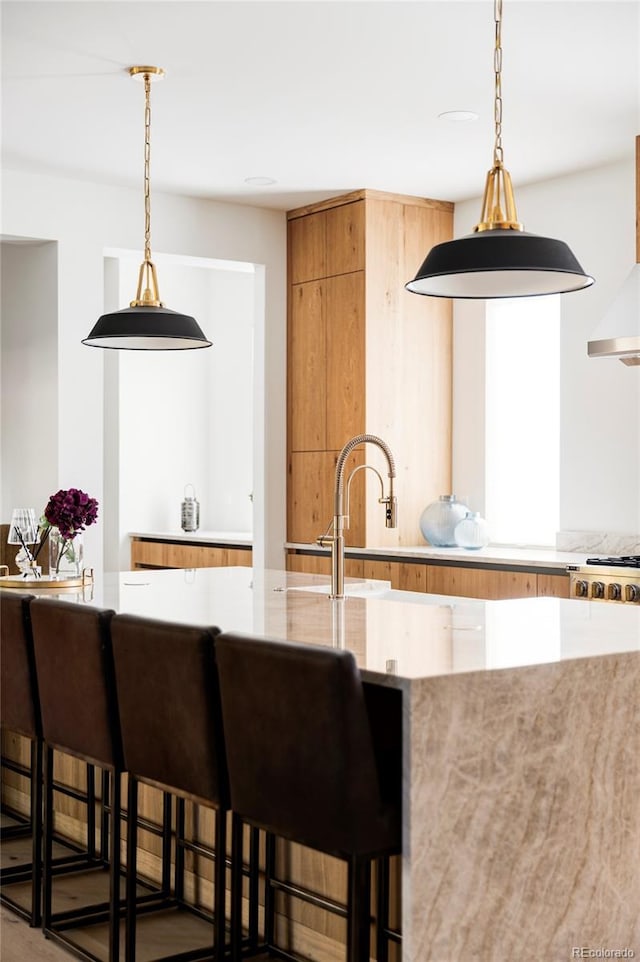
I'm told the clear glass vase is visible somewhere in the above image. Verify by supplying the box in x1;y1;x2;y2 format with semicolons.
419;495;469;546
49;529;83;579
454;511;490;550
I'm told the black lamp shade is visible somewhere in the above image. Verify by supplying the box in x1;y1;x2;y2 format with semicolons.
82;306;212;350
405;229;595;299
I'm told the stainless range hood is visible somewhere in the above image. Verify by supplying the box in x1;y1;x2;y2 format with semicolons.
588;135;640;365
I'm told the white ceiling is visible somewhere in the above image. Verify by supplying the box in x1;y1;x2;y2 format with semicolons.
2;0;638;212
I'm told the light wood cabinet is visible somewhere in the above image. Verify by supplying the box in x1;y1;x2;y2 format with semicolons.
286;549;569;601
536;573;571;598
131;538;252;570
289;199;365;283
288;449;365;546
287;552;364;579
287;189;454;550
426;564;536;600
289;273;365;454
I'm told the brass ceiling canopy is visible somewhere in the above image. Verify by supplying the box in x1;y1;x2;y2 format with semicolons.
83;66;212;350
406;0;594;300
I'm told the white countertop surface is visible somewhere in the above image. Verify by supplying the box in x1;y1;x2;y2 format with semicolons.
130;530;253;547
131;533;590;569
51;566;639;683
287;541;590;570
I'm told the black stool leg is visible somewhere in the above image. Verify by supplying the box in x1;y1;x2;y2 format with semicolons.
230;813;244;962
347;855;371;962
175;797;186;904
248;826;260;949
263;831;276;951
30;737;43;927
108;769;122;962
375;856;390;962
161;791;172;899
101;768;111;865
213;807;227;962
125;776;138;962
42;745;54;934
87;762;97;860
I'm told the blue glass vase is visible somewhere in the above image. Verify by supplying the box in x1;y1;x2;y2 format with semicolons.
419;495;469;547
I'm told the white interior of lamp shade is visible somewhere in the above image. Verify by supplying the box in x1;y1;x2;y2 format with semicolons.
84;336;211;349
407;269;594;298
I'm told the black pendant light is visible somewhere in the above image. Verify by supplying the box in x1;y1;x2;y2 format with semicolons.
83;67;212;350
406;0;594;300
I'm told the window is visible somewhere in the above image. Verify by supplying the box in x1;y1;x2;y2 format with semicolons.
485;296;560;546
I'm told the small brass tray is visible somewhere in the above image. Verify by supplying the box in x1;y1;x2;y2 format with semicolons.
0;567;94;591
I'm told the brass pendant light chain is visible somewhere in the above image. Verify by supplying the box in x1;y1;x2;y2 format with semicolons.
128;66;165;308
143;72;152;264
493;0;503;168
473;0;522;232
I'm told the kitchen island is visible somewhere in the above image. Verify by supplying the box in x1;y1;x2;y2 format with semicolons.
4;566;639;961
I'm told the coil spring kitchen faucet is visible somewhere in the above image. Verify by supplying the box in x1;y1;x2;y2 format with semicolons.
317;434;398;599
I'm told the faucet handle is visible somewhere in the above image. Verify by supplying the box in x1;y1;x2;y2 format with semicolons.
316;517;336;548
380;495;398;528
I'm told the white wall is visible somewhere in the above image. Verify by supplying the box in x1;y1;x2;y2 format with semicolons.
114;253;255;569
1;169;286;570
206;268;255;530
453;155;639;541
1;241;59;517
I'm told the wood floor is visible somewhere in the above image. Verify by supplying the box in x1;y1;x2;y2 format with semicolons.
1;905;75;962
1;907;274;962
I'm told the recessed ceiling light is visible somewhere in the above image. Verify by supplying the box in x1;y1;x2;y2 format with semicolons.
437;110;479;123
244;176;277;186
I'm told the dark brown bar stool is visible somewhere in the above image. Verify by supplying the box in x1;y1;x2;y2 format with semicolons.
1;590;42;925
215;633;402;962
1;592;119;930
30;597;126;962
110;613;232;962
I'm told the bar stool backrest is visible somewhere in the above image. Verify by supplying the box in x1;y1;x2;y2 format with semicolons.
111;614;228;809
216;634;399;858
0;591;40;739
30;599;121;769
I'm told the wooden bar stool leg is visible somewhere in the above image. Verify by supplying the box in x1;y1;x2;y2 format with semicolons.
347;855;371;962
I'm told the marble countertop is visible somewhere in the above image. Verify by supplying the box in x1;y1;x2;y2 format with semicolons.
57;566;639;684
129;530;253;547
286;541;590;571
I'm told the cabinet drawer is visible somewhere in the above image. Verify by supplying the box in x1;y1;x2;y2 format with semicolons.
288;201;364;284
131;540;252;570
427;564;536;600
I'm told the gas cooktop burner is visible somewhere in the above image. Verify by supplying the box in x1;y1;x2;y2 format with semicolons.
586;555;640;568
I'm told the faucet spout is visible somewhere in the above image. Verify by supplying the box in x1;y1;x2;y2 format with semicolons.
318;434;398;599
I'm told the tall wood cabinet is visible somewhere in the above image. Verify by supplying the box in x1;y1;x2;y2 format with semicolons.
287;189;454;548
